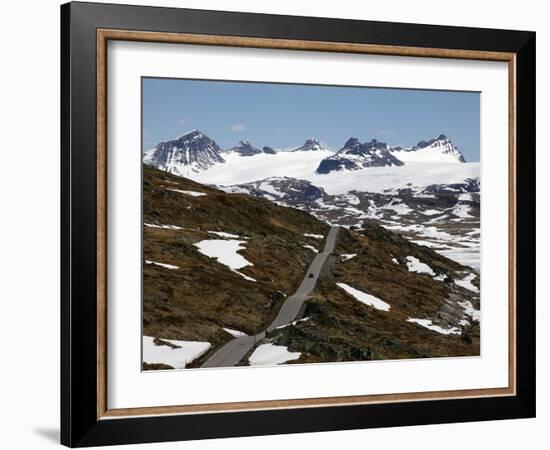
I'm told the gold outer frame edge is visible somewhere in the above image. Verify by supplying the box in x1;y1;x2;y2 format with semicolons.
96;29;517;420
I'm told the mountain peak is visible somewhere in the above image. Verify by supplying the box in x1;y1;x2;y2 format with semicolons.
316;137;403;174
293;138;329;152
144;130;224;176
343;137;360;148
416;134;452;149
392;135;466;163
177;129;203;140
228;140;262;157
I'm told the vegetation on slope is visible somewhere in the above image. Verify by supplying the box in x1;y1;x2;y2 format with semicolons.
142;165;328;368
266;225;480;362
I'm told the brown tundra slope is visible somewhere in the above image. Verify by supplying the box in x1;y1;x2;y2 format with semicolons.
267;224;480;364
142;165;480;369
142;165;329;366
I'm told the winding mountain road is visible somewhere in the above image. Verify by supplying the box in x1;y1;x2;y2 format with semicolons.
201;226;340;368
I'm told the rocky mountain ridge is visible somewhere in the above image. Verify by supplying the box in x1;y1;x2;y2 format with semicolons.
144;130;468;176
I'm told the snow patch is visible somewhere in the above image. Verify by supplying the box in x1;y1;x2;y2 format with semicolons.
145;260;179;270
340;254;357;261
223;327;248;337
194;239;251;269
249;343;301;366
144;223;183;230
458;300;481;322
208;231;244;239
304;233;324;239
405;256;435;276
452;203;472;218
406;318;461;335
455;273;479;293
303;244;319;253
383;198;412;215
336;283;390;311
168;188;207;197
420;209;441;216
194;239;255;281
275;317;311;329
143;336;211;369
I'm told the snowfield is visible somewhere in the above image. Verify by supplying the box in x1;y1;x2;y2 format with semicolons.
248;343;301;366
190;149;333;186
406;318;462;335
390;145;463;164
310;161;478;195
143;336;211;369
336;282;391;311
188;150;479;196
440;248;480;271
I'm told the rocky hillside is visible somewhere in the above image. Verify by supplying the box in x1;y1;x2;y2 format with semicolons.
142;164;328;368
224;176;480;270
143;165;480;370
265;224;480;363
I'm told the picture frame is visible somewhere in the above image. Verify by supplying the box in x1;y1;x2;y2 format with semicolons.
61;1;536;447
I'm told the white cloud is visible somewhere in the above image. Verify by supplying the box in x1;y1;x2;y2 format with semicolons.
229;123;247;132
177;118;188;125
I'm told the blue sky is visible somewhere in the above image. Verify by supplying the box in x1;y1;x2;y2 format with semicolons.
143;78;480;162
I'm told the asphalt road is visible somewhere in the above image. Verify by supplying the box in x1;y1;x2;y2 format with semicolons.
201;226;339;368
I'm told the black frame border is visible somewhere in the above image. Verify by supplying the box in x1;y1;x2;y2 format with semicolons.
61;2;536;447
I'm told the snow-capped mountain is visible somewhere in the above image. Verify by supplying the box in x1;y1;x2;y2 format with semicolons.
144;130;479;269
293;138;330;152
390;135;466;163
225;140;263;157
316;138;404;174
143;130;224;177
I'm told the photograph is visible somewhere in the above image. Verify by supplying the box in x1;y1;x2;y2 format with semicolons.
141;78;481;370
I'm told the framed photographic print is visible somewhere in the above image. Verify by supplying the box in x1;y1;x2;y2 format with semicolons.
61;1;536;447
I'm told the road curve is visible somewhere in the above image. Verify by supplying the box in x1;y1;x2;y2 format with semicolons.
201;226;339;368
